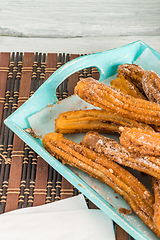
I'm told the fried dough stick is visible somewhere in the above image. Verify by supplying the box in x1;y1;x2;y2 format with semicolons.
117;63;146;92
42;132;160;237
142;70;160;104
111;75;146;99
55;109;147;135
119;127;160;156
74;77;160;126
82;131;160;179
152;178;160;230
111;75;158;132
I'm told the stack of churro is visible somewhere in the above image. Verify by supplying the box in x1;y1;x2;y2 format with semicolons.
42;132;159;236
42;63;160;237
74;77;160;126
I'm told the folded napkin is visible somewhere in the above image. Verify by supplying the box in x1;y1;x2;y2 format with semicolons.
0;194;115;240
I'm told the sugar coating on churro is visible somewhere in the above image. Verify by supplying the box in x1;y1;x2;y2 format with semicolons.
142;70;160;104
82;131;160;179
42;132;160;237
119;127;160;156
74;77;160;126
117;63;146;92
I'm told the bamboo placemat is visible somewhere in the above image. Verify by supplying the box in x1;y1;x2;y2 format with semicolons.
0;52;132;240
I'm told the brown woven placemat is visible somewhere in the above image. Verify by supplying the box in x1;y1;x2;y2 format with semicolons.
0;52;131;240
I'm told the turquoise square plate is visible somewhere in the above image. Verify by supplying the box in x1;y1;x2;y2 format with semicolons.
4;41;160;240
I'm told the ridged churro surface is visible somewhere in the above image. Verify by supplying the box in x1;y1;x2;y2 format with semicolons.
55;109;147;134
119;127;160;156
74;77;160;126
142;70;160;104
42;132;160;237
111;74;146;99
82;131;160;179
117;63;146;92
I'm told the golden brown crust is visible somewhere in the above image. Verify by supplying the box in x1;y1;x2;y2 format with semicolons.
152;177;160;230
82;131;160;179
74;77;160;126
119;127;160;156
111;75;146;99
42;132;160;237
117;63;146;92
55;109;146;135
142;71;160;104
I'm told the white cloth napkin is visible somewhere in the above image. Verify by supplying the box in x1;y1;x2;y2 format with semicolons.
0;194;115;240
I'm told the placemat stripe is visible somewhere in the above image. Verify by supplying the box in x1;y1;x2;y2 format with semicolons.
22;53;39;208
56;53;64;101
51;168;57;202
55;173;62;201
0;53;13;208
27;151;37;207
18;144;30;208
60;178;74;200
45;165;53;204
68;54;80;96
0;53;10;128
33;155;48;206
92;67;100;80
44;53;58;204
32;53;48;207
0;53;20;213
62;53;70;99
6;53;23;211
18;53;38;209
5;53;34;212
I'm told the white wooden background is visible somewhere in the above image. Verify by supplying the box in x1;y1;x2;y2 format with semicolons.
0;0;160;53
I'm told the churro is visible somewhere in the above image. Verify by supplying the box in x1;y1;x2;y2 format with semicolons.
142;70;160;104
119;127;160;156
55;109;146;135
111;75;146;99
74;77;160;126
42;132;160;237
117;63;146;92
82;131;160;179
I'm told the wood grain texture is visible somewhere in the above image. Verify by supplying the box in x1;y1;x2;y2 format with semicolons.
1;0;160;37
0;0;160;53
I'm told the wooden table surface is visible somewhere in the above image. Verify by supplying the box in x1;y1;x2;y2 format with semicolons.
0;0;160;54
